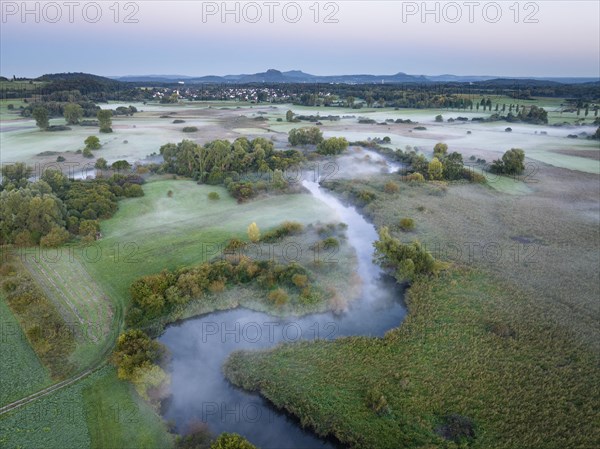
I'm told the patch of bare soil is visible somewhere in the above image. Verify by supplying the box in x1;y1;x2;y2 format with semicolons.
551;148;600;161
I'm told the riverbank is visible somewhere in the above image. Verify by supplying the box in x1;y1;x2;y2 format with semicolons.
224;266;600;448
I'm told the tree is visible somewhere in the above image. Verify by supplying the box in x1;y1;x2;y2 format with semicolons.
501;148;525;175
489;148;525;175
95;158;108;169
247;222;260;242
97;109;113;133
84;135;101;150
32;106;49;130
316;137;348;155
82;148;94;158
111;160;131;171
0;186;67;244
443;152;464;180
40;227;70;247
286;110;295;122
288;127;323;146
345;96;355;108
41;169;69;194
112;329;164;381
428;157;443;180
271;169;288;190
433;143;448;158
1;163;32;188
435;114;443;122
374;226;436;283
63;103;83;124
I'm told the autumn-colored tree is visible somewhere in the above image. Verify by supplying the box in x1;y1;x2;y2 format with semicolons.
428;157;444;180
247;222;260;242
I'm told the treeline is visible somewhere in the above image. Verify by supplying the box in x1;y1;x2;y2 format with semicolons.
20;96;137;122
0;254;76;378
0;163;144;246
127;258;320;328
158;137;304;201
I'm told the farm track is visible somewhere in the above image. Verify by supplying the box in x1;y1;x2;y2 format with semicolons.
0;362;107;417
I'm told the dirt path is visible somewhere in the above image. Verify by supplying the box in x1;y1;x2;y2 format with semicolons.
0;362;106;417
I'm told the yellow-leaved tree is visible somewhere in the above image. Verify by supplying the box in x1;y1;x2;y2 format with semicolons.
247;222;260;242
428;157;444;180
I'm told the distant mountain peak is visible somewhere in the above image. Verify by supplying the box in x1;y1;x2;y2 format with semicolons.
105;69;599;85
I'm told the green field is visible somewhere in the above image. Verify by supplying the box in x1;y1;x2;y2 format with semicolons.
80;179;335;307
0;296;52;407
0;365;172;449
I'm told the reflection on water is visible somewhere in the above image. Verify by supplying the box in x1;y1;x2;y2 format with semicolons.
160;171;406;449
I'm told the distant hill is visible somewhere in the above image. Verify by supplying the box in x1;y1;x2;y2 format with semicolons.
37;72;125;92
110;69;599;85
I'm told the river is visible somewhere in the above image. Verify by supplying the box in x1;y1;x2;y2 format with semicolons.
159;175;406;448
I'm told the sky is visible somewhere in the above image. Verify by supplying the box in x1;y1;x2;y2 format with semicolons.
1;1;599;78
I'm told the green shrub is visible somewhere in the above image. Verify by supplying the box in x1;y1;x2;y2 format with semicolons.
208;191;220;200
406;172;425;182
462;168;486;183
374;227;437;283
383;181;400;193
365;386;390;416
291;274;308;288
357;189;377;204
123;184;144;197
210;433;257;449
268;288;288;306
261;221;303;242
399;218;415;231
182;126;198;133
84;135;101;150
40;227;70;247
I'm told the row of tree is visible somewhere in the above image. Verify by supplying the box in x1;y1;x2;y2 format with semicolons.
30;105;114;132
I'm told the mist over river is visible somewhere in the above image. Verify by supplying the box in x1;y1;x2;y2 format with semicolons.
160;173;406;448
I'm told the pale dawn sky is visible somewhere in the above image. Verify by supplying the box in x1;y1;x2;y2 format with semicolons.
1;1;599;78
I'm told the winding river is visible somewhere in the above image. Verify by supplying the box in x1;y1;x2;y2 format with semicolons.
159;175;407;448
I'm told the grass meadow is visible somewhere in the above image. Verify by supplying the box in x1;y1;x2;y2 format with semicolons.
0;295;51;407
